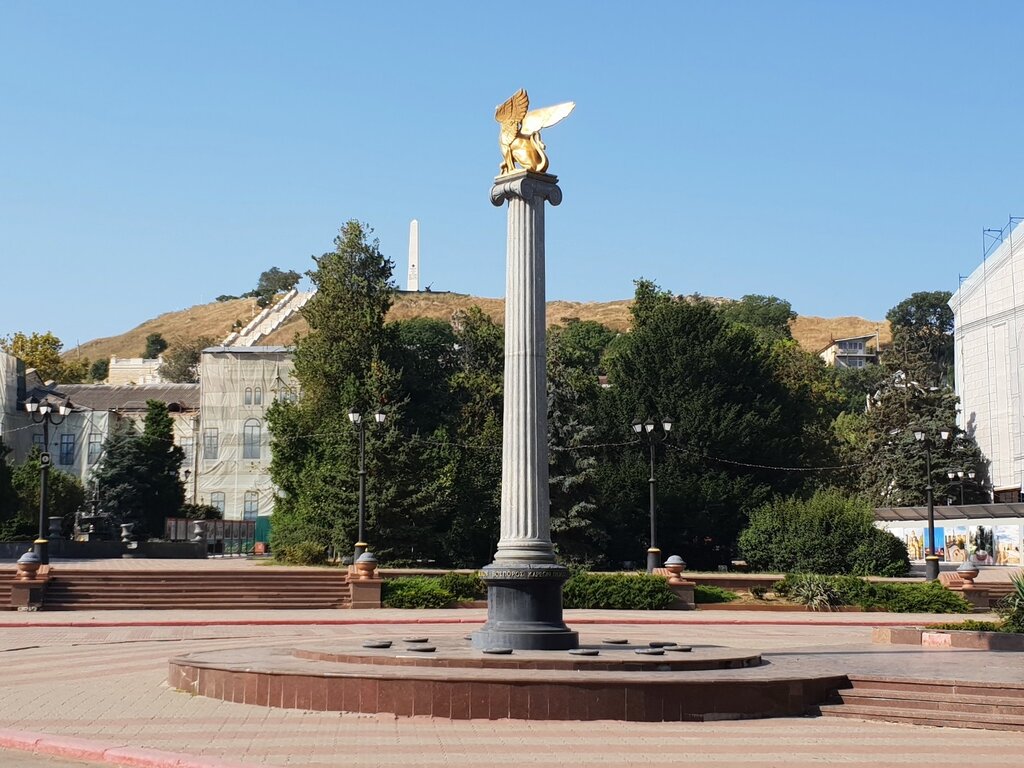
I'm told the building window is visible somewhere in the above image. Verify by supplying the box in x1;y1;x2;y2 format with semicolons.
243;419;261;460
243;491;258;520
203;428;219;460
244;387;253;405
180;436;194;464
88;433;103;465
59;434;75;465
254;386;263;405
210;492;226;514
32;433;45;449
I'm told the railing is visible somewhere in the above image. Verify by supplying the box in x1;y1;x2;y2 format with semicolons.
164;518;258;557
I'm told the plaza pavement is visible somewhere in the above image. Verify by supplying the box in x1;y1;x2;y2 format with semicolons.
1;603;1024;768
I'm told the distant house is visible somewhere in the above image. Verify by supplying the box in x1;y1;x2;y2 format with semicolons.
106;356;164;385
818;334;879;369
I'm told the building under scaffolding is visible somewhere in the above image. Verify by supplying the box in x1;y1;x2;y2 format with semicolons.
950;216;1024;503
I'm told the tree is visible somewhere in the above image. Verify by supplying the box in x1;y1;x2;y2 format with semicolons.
857;370;989;507
548;319;616;373
0;439;20;535
8;449;85;539
143;333;168;359
91;402;185;538
248;267;302;308
886;291;954;385
90;358;110;382
0;331;88;383
594;280;820;568
720;294;796;342
158;336;214;383
268;221;456;564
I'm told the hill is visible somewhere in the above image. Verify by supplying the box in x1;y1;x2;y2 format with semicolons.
64;292;891;363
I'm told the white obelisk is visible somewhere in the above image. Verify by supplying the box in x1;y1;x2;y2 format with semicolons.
407;219;420;292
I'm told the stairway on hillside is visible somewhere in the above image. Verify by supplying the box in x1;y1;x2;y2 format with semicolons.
222;290;313;347
821;676;1024;731
43;569;351;610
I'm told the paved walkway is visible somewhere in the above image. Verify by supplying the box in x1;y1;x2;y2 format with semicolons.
0;610;1023;767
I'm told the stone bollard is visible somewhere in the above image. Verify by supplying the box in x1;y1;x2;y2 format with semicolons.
663;555;687;585
354;552;378;580
15;551;41;581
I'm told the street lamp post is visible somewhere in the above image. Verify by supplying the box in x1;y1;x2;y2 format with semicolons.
913;427;950;581
947;469;966;506
348;410;387;563
24;395;74;565
631;416;674;573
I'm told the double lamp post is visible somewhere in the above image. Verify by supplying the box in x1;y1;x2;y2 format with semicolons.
632;416;673;573
24;395;75;565
348;409;386;563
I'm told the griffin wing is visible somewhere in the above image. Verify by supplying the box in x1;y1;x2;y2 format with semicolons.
520;101;575;136
495;89;530;127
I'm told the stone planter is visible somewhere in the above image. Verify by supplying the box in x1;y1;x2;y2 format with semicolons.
355;552;378;580
15;551;41;581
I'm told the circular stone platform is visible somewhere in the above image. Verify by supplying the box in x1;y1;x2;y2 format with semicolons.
168;634;847;722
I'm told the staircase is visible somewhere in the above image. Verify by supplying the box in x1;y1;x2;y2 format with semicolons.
821;676;1024;731
0;571;13;610
222;289;313;347
42;568;351;610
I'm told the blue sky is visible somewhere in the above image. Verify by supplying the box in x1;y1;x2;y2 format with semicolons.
3;1;1024;348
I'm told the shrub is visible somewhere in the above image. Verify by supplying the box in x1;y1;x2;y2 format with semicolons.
438;571;486;602
694;584;740;604
997;574;1024;633
776;573;970;613
926;620;1003;632
750;585;768;600
382;577;453;609
276;540;328;566
562;572;676;610
738;490;909;576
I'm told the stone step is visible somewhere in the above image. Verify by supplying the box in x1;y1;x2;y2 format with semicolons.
845;676;1024;700
837;690;1024;716
820;703;1024;731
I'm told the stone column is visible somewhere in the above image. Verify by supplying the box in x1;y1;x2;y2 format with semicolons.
471;171;578;651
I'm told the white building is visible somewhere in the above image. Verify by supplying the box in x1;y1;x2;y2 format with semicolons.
950;218;1024;503
106;356;164;385
818;334;879;369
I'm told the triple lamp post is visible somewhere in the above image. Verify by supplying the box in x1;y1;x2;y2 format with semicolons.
912;427;950;582
946;468;976;506
631;416;674;573
24;395;75;565
347;409;386;563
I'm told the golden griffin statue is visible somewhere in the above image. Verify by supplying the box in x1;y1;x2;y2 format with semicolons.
495;89;575;175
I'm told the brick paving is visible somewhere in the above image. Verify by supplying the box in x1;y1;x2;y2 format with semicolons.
0;610;1023;766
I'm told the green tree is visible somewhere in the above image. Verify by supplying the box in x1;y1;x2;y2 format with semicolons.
248;267;302;308
857;370;989;507
90;358;110;382
158;336;214;383
8;450;85;539
594;280;819;568
547;319;616;373
0;331;88;383
268;221;455;564
885;291;954;385
91;402;185;538
720;294;796;342
143;333;168;359
0;438;20;534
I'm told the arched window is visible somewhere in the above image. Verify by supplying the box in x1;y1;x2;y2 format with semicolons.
243;419;261;459
244;387;253;405
254;387;263;405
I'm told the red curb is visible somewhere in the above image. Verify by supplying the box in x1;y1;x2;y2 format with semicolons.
0;728;251;768
0;616;952;629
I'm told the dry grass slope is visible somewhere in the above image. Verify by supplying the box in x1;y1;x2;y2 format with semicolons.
65;292;890;362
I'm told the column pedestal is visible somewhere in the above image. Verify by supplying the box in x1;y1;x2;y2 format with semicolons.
471;170;578;651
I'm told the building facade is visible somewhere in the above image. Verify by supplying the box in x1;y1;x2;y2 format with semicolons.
950;219;1024;503
818;334;879;369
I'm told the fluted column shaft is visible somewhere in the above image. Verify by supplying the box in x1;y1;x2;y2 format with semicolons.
490;171;562;564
